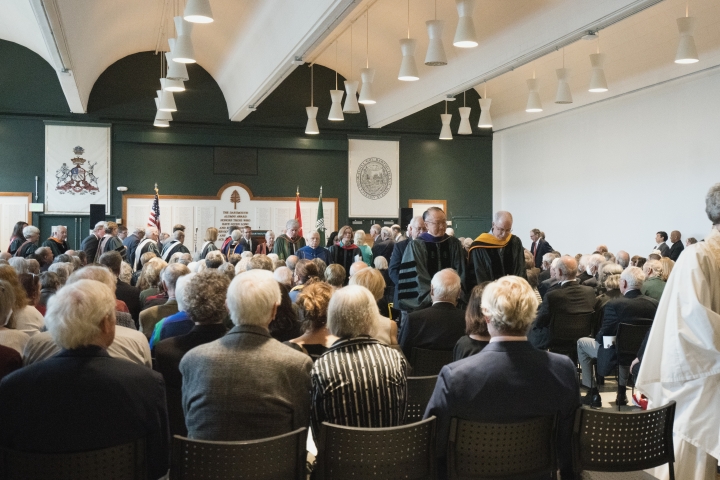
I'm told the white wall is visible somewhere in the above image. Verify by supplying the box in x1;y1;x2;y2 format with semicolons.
493;67;720;258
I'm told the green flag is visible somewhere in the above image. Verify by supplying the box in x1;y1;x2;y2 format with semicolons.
316;186;325;246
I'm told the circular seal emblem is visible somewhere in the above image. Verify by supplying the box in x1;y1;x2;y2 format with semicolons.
356;157;392;200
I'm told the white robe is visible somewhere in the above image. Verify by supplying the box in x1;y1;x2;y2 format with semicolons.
636;227;720;480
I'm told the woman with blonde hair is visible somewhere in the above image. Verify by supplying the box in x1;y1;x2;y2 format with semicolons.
0;266;43;336
137;258;168;304
353;230;373;267
349;268;398;345
0;279;30;355
286;282;338;361
327;225;359;284
659;257;675;282
200;227;219;259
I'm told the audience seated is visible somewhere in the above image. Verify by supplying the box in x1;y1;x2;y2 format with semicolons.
64;266;136;329
310;285;407;439
0;280;30;356
285;254;299;272
289;259;319;302
139;263;190;338
181;269;312;441
268;282;302;342
538;257;561;299
660;256;675;281
8;257;28;274
0;265;43;336
453;282;491;361
0;279;169;480
246;255;273;272
425;275;579;479
136;257;166;304
273;265;293;289
100;251;142;324
349;268;398;345
149;273;194;350
285;282;338;361
19;273;42;316
640;259;665;301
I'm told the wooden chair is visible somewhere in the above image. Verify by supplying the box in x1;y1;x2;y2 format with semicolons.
547;312;595;364
405;375;438;424
314;417;436;479
447;415;558;479
0;438;146;480
573;401;676;479
170;428;307;480
410;347;454;376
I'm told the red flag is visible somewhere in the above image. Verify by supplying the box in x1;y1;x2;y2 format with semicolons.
295;188;303;238
148;184;161;233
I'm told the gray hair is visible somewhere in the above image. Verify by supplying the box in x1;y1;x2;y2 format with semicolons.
45;280;116;349
542;252;560;265
273;266;293;289
52;225;66;236
493;210;513;223
621;266;646;290
353;230;366;246
144;226;158;237
285;219;300;230
556;256;578;279
48;263;73;285
132;227;144;235
161;263;190;292
226;269;281;327
431;268;462;302
66;265;116;292
231;229;243;241
373;256;389;269
22;225;40;238
706;183;720;224
616;250;630;269
172;230;185;242
643;259;663;279
588;254;605;272
599;263;623;287
8;257;27;274
119;261;133;284
327;285;378;338
265;230;275;239
380;226;392;239
95;221;108;232
481;276;538;336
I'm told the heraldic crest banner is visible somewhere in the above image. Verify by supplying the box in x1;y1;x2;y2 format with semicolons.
44;123;111;214
348;138;399;218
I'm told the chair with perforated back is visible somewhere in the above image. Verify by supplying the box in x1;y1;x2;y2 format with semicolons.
314;417;436;480
447;415;558;480
410;347;454;376
170;427;307;480
0;438;146;480
547;312;595;363
405;375;438;424
573;401;676;479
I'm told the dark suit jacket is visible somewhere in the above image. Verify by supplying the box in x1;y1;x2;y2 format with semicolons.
425;341;579;479
123;234;142;266
388;238;410;305
595;289;658;376
529;281;596;349
116;279;142;324
154;323;227;436
538;277;559;299
0;346;169;479
80;233;100;263
399;302;466;359
530;239;553;269
538;269;551;284
371;239;395;263
656;242;670;257
667;241;684;261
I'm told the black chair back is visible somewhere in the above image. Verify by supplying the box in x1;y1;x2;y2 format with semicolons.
616;320;653;367
410;347;454;376
547;312;594;361
405;376;438;424
573;401;676;479
170;428;307;480
447;415;558;480
315;417;436;480
0;438;146;480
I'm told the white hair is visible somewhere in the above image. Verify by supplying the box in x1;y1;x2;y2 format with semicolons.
373;256;389;269
354;230;366;246
706;182;720;224
161;263;190;292
45;279;115;349
643;260;663;279
273;266;293;288
66;266;116;292
8;257;27;274
446;227;455;237
380;226;392;239
234;258;250;274
187;261;200;273
285;219;300;230
231;230;243;242
481;276;538;335
48;263;73;285
241;251;253;259
327;285;378;338
94;221;108;232
22;225;40;238
493;211;513;223
175;272;195;311
267;253;279;262
621;266;646;290
145;226;158;237
265;230;275;239
226;269;281;327
431;268;461;302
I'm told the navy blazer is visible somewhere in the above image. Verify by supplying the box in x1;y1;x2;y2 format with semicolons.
0;346;169;479
388;238;410;304
425;341;579;479
398;302;466;359
530;238;553;269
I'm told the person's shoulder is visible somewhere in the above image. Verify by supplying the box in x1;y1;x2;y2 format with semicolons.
115;325;147;341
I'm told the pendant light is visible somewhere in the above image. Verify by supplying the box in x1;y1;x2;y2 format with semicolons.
589;38;608;92
526;74;542;112
158;79;177;112
184;0;213;23
478;83;492;129
306;65;319;135
555;48;572;104
453;0;478;48
328;42;344;121
675;6;698;64
166;39;189;81
155;97;173;121
173;16;196;63
343;23;360;113
154;119;170;128
425;0;447;66
358;10;376;104
440;101;453;140
398;0;419;81
458;91;472;135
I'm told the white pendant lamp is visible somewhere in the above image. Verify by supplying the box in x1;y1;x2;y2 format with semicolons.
425;21;447;66
306;65;319;135
158;79;177;112
555;68;572;104
526;78;542;112
165;41;189;81
163;74;185;93
398;0;419;81
457;92;471;134
329;42;344;121
477;83;492;129
675;16;699;64
154;97;173;121
343;23;360;114
440;101;453;140
588;53;608;92
154;119;170;127
358;10;376;105
453;0;478;48
173;16;196;64
184;0;213;23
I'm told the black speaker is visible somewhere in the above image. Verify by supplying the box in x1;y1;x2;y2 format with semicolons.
399;208;413;230
89;204;105;228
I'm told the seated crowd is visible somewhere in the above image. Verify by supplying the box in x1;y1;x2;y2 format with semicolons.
0;183;717;480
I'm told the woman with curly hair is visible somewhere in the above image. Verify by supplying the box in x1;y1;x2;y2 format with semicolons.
0;266;43;336
289;259;319;302
286;282;338;361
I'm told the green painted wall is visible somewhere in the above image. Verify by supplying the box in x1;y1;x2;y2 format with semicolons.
0;45;492;248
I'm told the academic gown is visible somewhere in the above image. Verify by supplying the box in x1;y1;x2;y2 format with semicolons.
272;234;306;261
466;234;526;293
327;244;359;283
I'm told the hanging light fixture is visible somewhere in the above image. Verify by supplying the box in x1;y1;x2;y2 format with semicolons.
478;82;492;128
306;65;319;135
675;6;698;64
555;48;572;104
398;0;419;81
163;72;185;92
343;22;360;114
184;0;213;23
329;41;344;121
166;39;189;81
158;79;177;112
453;0;478;48
173;16;196;63
155;96;173;121
458;91;472;134
358;10;376;105
425;0;447;66
440;101;453;140
588;37;608;93
526;75;542;112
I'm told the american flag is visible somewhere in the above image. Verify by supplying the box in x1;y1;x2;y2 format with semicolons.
148;184;161;232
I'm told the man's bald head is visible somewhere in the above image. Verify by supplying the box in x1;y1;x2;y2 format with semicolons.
349;261;367;277
670;230;681;243
430;268;462;304
556;255;578;280
491;211;514;241
616;250;630;268
408;216;427;240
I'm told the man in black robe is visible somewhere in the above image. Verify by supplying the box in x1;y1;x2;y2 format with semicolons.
41;225;69;258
